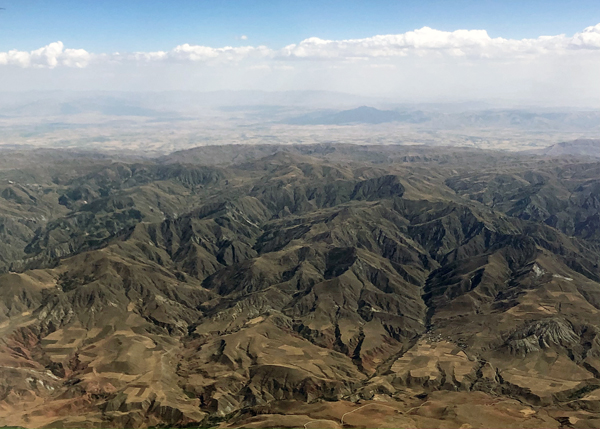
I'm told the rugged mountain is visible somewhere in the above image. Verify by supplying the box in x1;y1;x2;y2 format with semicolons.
2;144;600;428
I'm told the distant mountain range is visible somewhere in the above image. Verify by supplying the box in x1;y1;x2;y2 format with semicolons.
0;91;598;133
0;90;384;118
537;139;600;158
285;106;416;125
284;106;600;130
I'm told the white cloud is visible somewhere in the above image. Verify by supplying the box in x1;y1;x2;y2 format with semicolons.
60;48;92;68
240;35;248;40
570;23;600;49
126;44;272;64
2;24;600;69
0;41;91;68
277;28;571;60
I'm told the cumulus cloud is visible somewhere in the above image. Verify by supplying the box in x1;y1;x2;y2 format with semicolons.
125;44;272;64
570;23;600;49
2;23;600;69
0;24;600;75
278;28;571;60
0;41;91;68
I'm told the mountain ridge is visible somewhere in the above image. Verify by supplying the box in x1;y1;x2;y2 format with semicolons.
1;143;600;428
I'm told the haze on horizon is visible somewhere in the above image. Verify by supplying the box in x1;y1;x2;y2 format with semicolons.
1;0;600;107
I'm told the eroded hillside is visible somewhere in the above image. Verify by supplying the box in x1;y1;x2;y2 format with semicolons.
2;144;600;428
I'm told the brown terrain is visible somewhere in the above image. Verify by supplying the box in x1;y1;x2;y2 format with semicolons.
1;142;600;428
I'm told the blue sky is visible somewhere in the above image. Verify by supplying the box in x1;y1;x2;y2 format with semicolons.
1;0;600;52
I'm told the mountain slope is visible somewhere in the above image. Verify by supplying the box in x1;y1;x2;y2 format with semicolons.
2;145;600;428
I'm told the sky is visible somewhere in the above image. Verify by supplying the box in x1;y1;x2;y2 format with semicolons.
1;0;600;105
